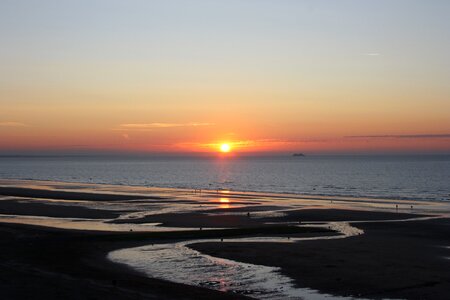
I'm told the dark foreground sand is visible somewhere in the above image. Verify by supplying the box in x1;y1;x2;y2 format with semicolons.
0;223;254;300
0;222;334;300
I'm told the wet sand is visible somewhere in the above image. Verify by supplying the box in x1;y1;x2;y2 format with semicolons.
1;179;449;299
0;186;158;201
191;218;450;299
0;222;253;300
0;199;122;219
110;212;264;227
110;209;421;228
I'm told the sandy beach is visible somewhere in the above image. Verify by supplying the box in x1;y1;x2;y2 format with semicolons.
0;179;449;299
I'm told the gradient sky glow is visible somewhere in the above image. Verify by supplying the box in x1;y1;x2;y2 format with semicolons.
1;0;449;154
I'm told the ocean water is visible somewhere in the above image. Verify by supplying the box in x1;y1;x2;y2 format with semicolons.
0;155;449;202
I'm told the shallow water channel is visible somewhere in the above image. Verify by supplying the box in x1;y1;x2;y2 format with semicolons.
108;223;367;300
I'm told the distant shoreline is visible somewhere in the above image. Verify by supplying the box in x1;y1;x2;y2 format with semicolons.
0;153;449;158
1;176;448;203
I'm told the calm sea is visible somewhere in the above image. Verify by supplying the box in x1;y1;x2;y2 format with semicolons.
0;155;449;202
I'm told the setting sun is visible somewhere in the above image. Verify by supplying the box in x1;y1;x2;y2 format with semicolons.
220;143;231;153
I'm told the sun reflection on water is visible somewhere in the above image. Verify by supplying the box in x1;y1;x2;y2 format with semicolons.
219;197;230;209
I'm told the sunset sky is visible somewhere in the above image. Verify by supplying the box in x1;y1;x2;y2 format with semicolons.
1;0;449;155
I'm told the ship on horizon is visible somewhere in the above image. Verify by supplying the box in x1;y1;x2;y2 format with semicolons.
292;153;305;157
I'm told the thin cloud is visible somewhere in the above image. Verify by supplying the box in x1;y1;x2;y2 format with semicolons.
0;122;27;127
345;134;450;139
118;122;214;130
363;52;381;56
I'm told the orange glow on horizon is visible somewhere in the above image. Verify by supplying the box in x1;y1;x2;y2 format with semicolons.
1;132;449;154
